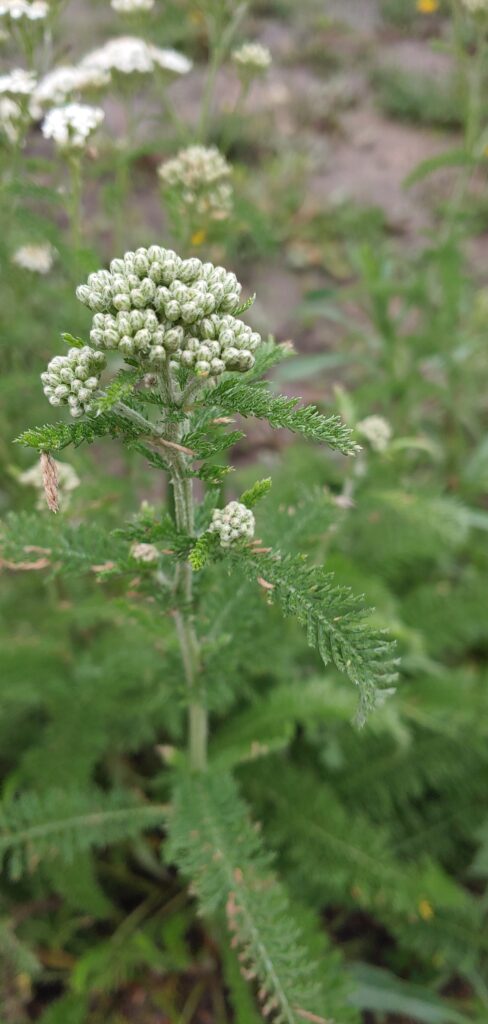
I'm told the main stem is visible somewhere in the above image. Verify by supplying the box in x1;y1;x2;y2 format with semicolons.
164;369;207;773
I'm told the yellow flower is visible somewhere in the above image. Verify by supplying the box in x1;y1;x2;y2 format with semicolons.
417;0;439;12
191;229;207;247
418;899;434;920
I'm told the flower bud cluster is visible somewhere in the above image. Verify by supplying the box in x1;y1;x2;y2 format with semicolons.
41;346;105;417
356;415;392;453
232;42;272;74
42;103;104;150
210;501;255;548
158;145;233;221
76;247;261;376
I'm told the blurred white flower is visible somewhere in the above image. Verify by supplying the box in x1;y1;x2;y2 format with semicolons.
34;64;110;111
159;145;233;220
356;415;392;453
42;102;104;150
232;42;272;73
112;0;154;11
19;458;80;510
0;68;36;96
130;541;159;563
13;242;55;272
0;0;49;19
461;0;488;10
80;36;191;77
0;97;25;142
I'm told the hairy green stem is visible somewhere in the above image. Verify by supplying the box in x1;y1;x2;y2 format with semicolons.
160;365;207;773
171;463;207;773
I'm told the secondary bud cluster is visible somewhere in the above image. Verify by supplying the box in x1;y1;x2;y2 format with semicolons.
41;346;105;418
76;247;261;377
158;145;233;221
210;501;255;548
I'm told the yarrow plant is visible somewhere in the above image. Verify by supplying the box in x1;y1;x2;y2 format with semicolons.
14;242;398;1021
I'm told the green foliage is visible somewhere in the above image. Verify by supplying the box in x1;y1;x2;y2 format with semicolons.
240;476;272;508
0;789;166;880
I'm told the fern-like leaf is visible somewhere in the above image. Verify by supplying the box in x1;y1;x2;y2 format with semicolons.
229;549;398;722
205;379;358;455
167;771;331;1024
0;788;166;880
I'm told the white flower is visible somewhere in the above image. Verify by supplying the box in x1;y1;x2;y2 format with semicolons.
80;36;191;77
13;242;55;273
356;415;392;453
158;145;233;221
111;0;154;11
34;64;110;111
42;102;104;149
209;501;255;548
76;246;261;377
0;68;36;96
41;346;105;418
130;541;159;562
232;42;272;73
0;0;48;19
19;458;80;510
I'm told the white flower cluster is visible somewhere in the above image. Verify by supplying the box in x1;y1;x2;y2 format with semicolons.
0;0;48;19
41;102;104;149
41;346;105;417
76;247;261;376
232;42;272;73
112;0;154;11
158;145;233;221
210;501;255;548
356;415;392;453
34;65;110;110
80;36;191;77
13;242;54;273
0;68;36;96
